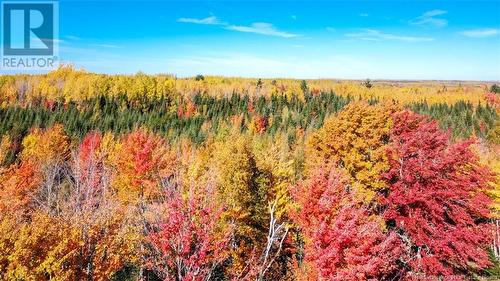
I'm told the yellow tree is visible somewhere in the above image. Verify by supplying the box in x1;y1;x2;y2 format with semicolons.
211;134;295;278
3;210;137;280
250;134;296;280
306;102;399;201
21;124;71;165
211;134;267;276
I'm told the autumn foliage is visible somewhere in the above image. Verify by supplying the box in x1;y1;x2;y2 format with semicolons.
292;167;403;280
111;129;176;203
294;106;496;280
382;111;494;278
0;71;498;280
306;102;398;200
148;185;231;280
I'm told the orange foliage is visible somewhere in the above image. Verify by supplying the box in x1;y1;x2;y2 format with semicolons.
0;159;41;215
111;129;176;203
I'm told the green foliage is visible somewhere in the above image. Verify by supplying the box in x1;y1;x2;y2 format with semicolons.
485;249;500;279
300;80;308;94
491;84;500;94
0;91;351;145
409;101;497;139
363;78;373;89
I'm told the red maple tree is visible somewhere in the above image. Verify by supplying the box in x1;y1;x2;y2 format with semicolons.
148;185;232;281
292;167;403;280
76;132;104;197
382;111;494;279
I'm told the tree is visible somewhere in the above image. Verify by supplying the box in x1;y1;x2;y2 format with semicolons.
21;124;71;165
0;131;138;280
490;84;500;94
363;79;373;89
306;102;398;201
0;135;10;166
382;111;494;279
211;135;268;276
300;80;308;95
76;132;105;197
5;210;136;280
147;184;231;281
256;79;263;91
0;159;41;215
111;129;176;203
291;166;403;280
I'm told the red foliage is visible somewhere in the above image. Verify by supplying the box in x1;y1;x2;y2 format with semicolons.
484;92;500;108
310;88;320;96
185;101;196;118
43;99;55;111
382;111;494;279
148;187;231;281
113;129;174;202
247;101;255;114
177;101;197;118
176;104;184;118
76;132;104;195
292;167;403;280
125;132;162;183
253;115;268;134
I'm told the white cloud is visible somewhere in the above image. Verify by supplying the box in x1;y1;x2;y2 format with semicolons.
410;10;448;27
178;16;297;38
326;27;336;32
291;15;297;20
459;28;499;38
226;22;299;38
346;29;434;42
359;13;368;17
177;16;222;25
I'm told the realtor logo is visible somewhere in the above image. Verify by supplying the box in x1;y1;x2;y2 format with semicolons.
1;0;58;70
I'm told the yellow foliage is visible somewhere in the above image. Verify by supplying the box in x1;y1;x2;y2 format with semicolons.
331;81;486;105
488;115;500;145
476;142;500;218
0;216;18;274
306;102;399;201
21;124;71;164
1;66;490;107
0;135;10;165
211;134;266;274
212;134;260;218
2;209;137;280
252;134;295;219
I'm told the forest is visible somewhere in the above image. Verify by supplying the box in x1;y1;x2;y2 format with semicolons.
0;66;499;280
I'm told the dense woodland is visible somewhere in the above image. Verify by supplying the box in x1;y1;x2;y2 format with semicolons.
0;66;499;280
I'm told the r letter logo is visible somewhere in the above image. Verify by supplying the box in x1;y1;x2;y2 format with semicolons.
1;0;58;70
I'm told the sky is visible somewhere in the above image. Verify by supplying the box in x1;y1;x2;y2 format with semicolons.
10;0;500;80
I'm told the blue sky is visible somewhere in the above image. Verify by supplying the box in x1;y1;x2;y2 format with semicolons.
34;1;500;79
